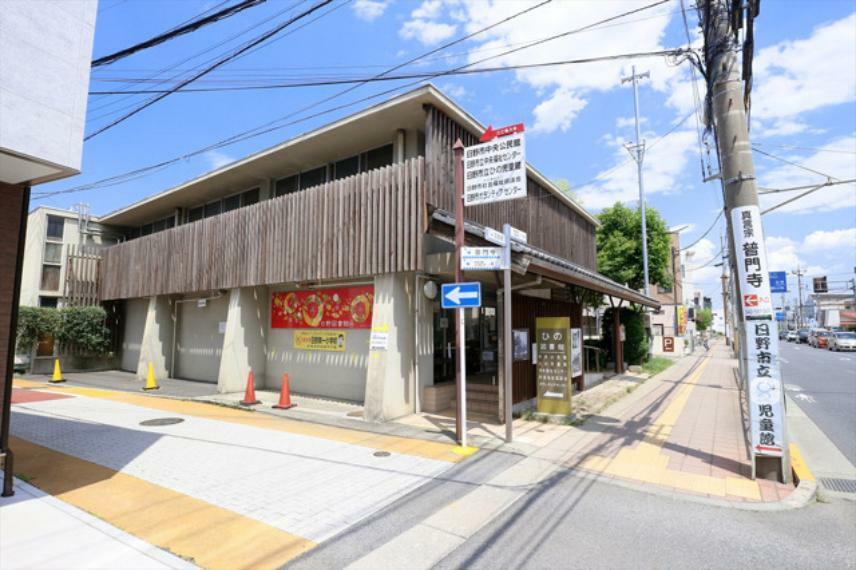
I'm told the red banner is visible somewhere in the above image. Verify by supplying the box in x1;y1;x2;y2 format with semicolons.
271;286;374;329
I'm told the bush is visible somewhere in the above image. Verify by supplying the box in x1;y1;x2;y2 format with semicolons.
56;306;111;354
601;306;648;366
16;306;60;354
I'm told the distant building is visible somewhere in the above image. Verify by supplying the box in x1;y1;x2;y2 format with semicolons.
648;230;686;355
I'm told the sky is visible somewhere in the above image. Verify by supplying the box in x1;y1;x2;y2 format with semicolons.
35;0;856;312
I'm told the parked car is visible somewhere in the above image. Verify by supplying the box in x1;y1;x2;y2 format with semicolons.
13;353;30;373
779;329;788;340
798;328;810;343
786;331;798;342
810;329;832;349
828;331;856;352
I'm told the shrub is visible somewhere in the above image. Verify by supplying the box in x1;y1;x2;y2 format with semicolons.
56;306;111;354
601;306;649;366
16;306;60;354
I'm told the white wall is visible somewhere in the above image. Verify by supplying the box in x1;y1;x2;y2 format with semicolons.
0;1;97;182
175;295;228;382
19;208;82;307
121;298;148;372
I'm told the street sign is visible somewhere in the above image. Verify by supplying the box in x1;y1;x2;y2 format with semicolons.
464;126;526;206
483;225;527;246
663;336;675;352
769;271;787;293
775;311;785;321
813;276;828;293
731;206;774;319
441;282;482;309
745;319;785;457
479;123;524;142
461;246;506;271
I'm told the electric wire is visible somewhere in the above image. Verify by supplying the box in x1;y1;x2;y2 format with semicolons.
679;209;723;252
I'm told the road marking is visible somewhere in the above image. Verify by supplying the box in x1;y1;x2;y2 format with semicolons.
793;393;816;404
784;384;802;392
839;357;852;362
779;357;790;364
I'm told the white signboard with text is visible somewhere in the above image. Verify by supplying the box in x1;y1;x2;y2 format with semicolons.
570;328;583;378
731;205;774;319
745;318;785;457
461;246;506;271
464;132;526;206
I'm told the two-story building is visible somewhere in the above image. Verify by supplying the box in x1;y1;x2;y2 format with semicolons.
85;85;658;422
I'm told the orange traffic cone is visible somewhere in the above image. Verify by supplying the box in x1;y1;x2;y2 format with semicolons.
239;369;260;405
273;373;295;410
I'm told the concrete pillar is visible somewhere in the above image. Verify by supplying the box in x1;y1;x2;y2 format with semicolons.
217;287;267;393
137;296;173;381
415;276;434;412
364;273;416;422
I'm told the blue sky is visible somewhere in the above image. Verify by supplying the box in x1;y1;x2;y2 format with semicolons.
36;0;856;310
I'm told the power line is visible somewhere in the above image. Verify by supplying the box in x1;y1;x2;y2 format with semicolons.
92;0;267;67
753;143;856;156
680;209;723;252
37;0;671;200
88;48;692;95
752;145;842;181
758;178;856;194
85;0;335;141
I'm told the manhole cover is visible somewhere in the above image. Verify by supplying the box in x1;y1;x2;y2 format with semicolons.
373;451;391;457
139;417;185;427
820;478;856;493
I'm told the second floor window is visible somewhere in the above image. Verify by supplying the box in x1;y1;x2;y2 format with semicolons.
46;215;64;240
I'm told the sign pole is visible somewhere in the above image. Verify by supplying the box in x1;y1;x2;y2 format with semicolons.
503;223;513;443
453;138;465;445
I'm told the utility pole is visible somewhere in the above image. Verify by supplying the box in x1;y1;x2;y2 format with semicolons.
792;265;806;328
703;0;790;482
622;66;651;297
720;230;730;346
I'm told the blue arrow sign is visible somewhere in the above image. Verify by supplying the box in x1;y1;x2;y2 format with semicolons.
441;282;482;309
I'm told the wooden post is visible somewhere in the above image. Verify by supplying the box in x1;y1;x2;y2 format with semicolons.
453;138;465;444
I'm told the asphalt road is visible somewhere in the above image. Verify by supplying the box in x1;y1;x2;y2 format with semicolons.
779;340;856;465
436;470;856;570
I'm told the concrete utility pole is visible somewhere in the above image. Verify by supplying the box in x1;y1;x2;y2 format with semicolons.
622;66;651;297
720;230;730;346
703;0;790;482
792;265;806;328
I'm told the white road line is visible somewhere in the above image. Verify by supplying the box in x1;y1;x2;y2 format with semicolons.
779;357;789;364
784;384;803;392
793;393;816;404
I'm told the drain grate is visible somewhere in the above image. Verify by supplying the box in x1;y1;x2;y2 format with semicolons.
140;417;185;427
820;478;856;493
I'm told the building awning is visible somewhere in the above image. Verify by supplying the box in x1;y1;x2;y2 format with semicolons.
431;209;660;309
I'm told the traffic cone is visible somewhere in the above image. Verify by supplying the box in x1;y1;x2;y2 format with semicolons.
239;369;260;405
50;358;66;383
142;362;159;391
273;373;295;410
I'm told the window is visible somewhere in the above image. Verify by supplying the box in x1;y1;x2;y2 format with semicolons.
366;144;393;171
241;188;259;206
141;223;153;236
152;219;165;233
275;175;298;197
164;216;175;229
204;201;221;218
46;215;64;239
333;156;359;180
188;207;204;222
299;166;327;190
223;194;241;212
41;265;60;291
39;296;58;308
43;243;62;264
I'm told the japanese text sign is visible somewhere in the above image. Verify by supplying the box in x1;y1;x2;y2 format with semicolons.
293;330;347;352
272;286;374;329
745;318;785;456
464;131;527;206
461;246;506;271
731;205;774;319
535;316;572;416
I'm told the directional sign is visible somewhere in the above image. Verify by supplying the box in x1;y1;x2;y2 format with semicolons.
479;123;525;142
483;225;527;246
769;271;787;293
441;282;482;309
461;246;506;271
464;128;526;207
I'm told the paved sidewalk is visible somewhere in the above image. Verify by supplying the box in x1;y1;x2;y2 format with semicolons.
8;379;466;568
0;475;193;569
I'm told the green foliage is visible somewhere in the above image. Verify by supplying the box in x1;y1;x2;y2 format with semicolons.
601;306;649;366
695;308;714;332
56;306;111;354
552;178;582;205
596;202;673;292
642;356;674;376
16;307;60;353
16;306;111;355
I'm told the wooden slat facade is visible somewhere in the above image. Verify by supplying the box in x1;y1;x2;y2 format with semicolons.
424;105;597;270
100;157;426;300
64;244;102;307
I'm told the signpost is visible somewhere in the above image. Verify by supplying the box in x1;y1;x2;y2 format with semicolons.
454;123;527;446
441;282;481;449
769;271;787;293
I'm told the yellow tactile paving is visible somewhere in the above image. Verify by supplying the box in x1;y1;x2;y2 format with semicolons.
574;356;766;501
10;436;316;570
789;443;814;482
13;378;465;463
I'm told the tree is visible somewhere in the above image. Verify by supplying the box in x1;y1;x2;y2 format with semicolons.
695;308;714;332
596;202;672;292
552;178;582;205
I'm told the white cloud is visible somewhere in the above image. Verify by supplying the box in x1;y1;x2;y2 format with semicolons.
439;82;470;100
352;0;389;22
412;0;443;20
531;88;587;133
400;19;456;45
616;116;647;129
204;150;234;170
752;13;856;124
757;135;856;214
802;228;856;253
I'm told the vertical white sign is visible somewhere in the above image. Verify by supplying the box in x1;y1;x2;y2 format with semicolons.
745;318;785;457
463;133;526;206
570;328;583;378
731;205;774;319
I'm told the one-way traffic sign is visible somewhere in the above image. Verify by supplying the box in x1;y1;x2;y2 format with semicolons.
441;282;482;309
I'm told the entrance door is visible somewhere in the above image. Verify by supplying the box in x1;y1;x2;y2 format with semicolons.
432;302;499;385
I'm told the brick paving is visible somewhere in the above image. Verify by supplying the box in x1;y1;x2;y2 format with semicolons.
565;341;794;502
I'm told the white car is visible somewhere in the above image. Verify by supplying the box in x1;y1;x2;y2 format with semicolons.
786;331;798;342
828;332;856;351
